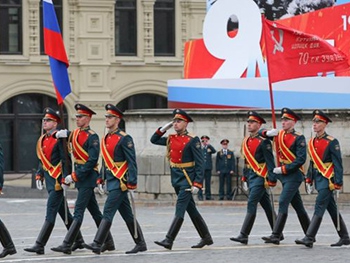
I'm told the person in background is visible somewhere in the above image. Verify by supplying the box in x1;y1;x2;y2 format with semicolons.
0;143;16;258
295;110;350;248
150;109;213;250
198;135;216;201
216;139;235;200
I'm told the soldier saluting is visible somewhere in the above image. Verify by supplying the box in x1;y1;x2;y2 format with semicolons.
295;110;350;248
150;109;213;250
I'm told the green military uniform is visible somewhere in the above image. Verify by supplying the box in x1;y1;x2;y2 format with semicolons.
151;109;213;250
85;104;147;255
261;108;310;245
0;143;16;258
52;104;114;254
231;111;276;245
295;110;350;248
24;108;84;255
216;139;235;200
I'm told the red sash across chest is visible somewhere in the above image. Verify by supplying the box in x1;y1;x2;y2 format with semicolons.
278;132;296;162
72;129;90;161
168;134;191;163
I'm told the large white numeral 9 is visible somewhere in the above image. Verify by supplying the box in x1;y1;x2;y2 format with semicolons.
203;0;262;79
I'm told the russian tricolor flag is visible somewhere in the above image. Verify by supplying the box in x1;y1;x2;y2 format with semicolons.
43;0;71;104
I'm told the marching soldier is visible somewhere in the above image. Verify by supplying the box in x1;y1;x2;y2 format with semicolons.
261;108;310;244
51;104;114;254
295;110;350;248
230;111;277;245
198;135;216;200
85;104;147;254
24;108;84;255
0;143;16;258
216;139;235;200
150;109;213;250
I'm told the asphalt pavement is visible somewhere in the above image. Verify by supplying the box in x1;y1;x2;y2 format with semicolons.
0;198;350;262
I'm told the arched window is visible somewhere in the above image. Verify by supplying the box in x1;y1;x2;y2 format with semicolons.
116;93;167;130
0;94;67;173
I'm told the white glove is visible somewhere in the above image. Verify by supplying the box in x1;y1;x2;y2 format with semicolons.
65;175;73;184
242;181;248;192
36;180;43;190
273;167;282;174
160;121;173;133
191;186;200;195
335;189;340;198
97;184;105;195
61;184;70;191
56;129;68;138
266;129;278;137
306;183;313;195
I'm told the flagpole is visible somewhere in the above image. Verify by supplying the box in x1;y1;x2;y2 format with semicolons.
58;103;70;225
262;16;280;166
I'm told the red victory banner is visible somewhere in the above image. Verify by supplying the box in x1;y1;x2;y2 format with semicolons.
262;18;350;83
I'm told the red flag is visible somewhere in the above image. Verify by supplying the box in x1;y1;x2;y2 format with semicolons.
263;18;350;83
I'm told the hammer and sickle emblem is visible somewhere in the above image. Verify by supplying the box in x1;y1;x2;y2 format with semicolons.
271;27;284;54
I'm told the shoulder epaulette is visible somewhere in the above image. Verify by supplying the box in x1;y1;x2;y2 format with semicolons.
187;133;195;138
258;136;266;140
327;135;334;141
119;130;127;136
294;131;302;136
88;130;96;135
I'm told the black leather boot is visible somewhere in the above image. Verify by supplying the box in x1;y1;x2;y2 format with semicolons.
24;220;54;254
100;231;115;253
84;219;111;254
191;214;213;248
262;213;287;245
71;231;85;251
295;215;322;248
330;214;350;247
125;221;147;254
230;213;256;245
0;220;16;258
51;220;81;254
154;217;184;250
297;212;311;235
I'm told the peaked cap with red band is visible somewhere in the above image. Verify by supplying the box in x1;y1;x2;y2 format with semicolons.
105;103;124;118
172;108;193;122
75;103;96;117
220;139;229;145
312;109;332;124
281;107;300;122
247;111;266;124
43;107;61;122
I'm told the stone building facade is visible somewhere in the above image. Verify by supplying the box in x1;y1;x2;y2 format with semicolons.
0;0;206;173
